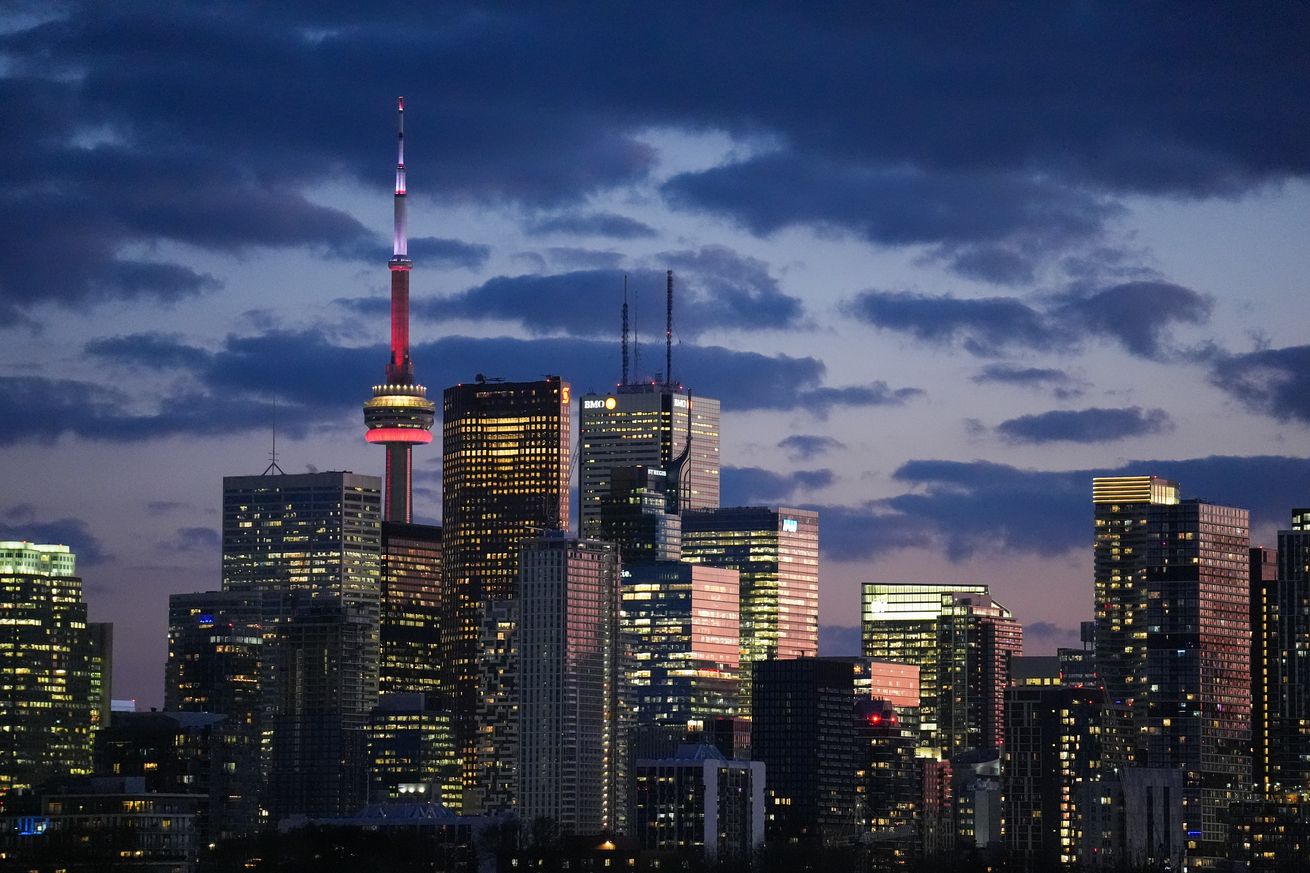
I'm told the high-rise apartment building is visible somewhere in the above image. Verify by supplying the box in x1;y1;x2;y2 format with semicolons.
861;582;1021;757
1091;477;1252;863
682;507;819;715
621;561;740;729
379;522;442;697
1092;475;1181;768
0;541;102;793
1003;658;1104;868
579;387;720;539
517;536;623;834
1255;509;1310;793
442;375;570;807
1250;544;1280;794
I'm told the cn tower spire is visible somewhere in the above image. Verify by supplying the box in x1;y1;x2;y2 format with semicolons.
364;97;434;523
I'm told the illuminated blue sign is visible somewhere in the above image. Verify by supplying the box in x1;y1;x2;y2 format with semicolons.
782;518;798;533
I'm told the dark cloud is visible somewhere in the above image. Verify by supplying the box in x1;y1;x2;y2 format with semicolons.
1052;281;1212;358
814;454;1310;563
544;248;625;270
2;4;1303;310
847;280;1211;359
526;212;657;239
722;467;833;506
145;501;191;515
1209;344;1310;425
378;253;802;339
972;364;1083;399
778;434;846;461
798;383;923;418
1025;621;1078;644
336;236;491;270
995;406;1172;444
0;509;111;566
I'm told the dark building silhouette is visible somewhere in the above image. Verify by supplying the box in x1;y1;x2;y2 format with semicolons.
598;465;680;564
1257;510;1310;793
752;657;859;847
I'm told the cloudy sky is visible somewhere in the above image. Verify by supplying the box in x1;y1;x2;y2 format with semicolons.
2;3;1308;706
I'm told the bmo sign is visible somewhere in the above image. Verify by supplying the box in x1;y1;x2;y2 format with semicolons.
583;396;618;411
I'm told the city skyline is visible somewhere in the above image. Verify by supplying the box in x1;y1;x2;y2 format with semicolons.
2;4;1309;708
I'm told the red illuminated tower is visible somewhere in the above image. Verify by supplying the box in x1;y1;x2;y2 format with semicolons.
363;97;435;523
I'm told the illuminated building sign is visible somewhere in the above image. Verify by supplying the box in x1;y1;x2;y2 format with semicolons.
782;518;798;533
672;397;688;408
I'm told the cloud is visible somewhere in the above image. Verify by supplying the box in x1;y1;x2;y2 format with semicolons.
812;454;1310;563
164;526;220;552
722;466;833;505
370;251;803;339
526;212;657;239
778;434;846;461
335;236;491;270
995;406;1172;444
972;364;1084;399
0;509;111;566
145;501;191;515
846;280;1211;359
1209;344;1310;424
544;248;625;269
798;383;923;417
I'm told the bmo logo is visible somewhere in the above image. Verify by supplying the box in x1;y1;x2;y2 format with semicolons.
583;397;618;410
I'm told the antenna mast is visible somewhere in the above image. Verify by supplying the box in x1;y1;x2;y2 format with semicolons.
263;396;284;475
665;269;674;389
621;275;630;387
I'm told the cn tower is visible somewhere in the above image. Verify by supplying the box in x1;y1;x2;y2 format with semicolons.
363;97;435;523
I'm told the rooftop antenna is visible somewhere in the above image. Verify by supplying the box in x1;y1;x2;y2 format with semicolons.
665;269;674;389
632;281;640;382
263;395;285;475
621;275;630;387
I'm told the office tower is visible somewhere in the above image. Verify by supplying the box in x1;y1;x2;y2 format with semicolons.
1091;475;1181;768
379;522;442;697
517;536;623;834
1003;658;1104;868
0;541;101;793
683;507;819;716
861;582;1022;757
580;381;720;543
442;375;570;807
222;470;383;608
631;744;765;862
621;561;740;728
855;697;922;869
752;657;861;846
1058;621;1099;688
164;591;265;837
88;622;113;735
1265;510;1310;792
266;593;375;820
598;465;681;563
362;97;435;524
470;599;518;815
94;711;235;845
367;692;459;807
1092;477;1252;862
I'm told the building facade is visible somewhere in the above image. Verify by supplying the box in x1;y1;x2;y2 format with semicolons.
861;582;1021;757
682;506;819;716
621;561;740;729
579;386;720;540
1258;510;1310;793
517;536;623;834
632;744;764;863
442;376;570;808
0;541;100;794
379;521;442;697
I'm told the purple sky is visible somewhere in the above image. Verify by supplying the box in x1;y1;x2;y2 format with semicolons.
2;3;1308;707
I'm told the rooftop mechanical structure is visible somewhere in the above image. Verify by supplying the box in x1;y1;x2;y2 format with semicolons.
363;97;435;523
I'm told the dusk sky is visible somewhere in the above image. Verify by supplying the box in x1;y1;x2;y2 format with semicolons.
2;3;1308;707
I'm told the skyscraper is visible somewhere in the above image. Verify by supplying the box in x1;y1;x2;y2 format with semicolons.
682;506;819;715
517;536;623;834
441;375;570;806
579;390;719;538
861;582;1021;757
598;465;681;564
1092;477;1252;863
164;590;265;836
362;97;435;524
0;541;102;793
220;470;382;820
1092;474;1181;769
379;522;443;697
1255;509;1310;793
